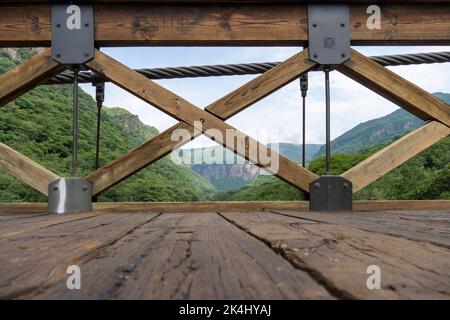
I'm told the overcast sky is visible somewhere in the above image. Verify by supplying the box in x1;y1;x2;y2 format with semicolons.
81;46;450;149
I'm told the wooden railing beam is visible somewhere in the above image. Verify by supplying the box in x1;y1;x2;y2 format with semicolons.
1;4;450;46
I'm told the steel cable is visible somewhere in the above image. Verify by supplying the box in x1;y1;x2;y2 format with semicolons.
45;51;450;85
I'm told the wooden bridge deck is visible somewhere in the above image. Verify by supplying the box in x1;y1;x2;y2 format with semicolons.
1;208;449;300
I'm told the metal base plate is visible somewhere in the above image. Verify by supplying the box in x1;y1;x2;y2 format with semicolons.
48;178;92;214
309;175;352;211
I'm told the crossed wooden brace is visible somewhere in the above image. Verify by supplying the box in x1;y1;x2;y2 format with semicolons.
0;48;449;197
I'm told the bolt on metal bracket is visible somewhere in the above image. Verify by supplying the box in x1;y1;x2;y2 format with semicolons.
308;4;351;66
309;176;353;211
51;3;94;65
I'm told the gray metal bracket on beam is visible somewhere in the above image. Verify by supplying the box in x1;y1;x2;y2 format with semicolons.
51;3;94;65
308;4;351;66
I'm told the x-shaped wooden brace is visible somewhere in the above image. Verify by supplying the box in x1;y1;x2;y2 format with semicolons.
84;49;319;195
0;48;449;198
84;48;450;197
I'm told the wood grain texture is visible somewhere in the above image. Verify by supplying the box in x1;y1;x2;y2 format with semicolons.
221;211;450;299
338;50;450;127
0;142;60;195
0;200;449;214
0;48;65;106
86;50;318;192
272;210;450;249
0;212;160;299
85;50;315;195
1;209;450;299
1;4;450;46
342;121;450;192
0;212;331;299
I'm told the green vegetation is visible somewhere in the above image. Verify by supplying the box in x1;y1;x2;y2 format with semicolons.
1;48;448;203
355;137;450;200
218;94;450;201
213;175;304;201
315;109;425;156
0;48;216;203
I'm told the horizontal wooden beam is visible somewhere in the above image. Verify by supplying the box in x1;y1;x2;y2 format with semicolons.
1;4;450;46
0;200;449;214
342;121;450;193
85;49;316;195
0;48;65;106
86;49;318;192
338;50;450;127
0;142;61;195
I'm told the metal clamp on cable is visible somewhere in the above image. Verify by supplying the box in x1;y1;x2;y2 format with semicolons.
48;3;94;214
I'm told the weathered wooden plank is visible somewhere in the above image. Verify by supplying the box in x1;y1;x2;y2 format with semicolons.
93;200;310;213
0;201;449;214
0;203;47;214
0;48;65;106
338;50;450;127
0;142;61;195
0;212;49;222
342;121;450;192
353;200;450;211
221;211;450;299
86;50;318;192
27;213;331;299
85;50;315;195
1;4;450;46
0;212;159;299
272;210;450;249
0;212;98;239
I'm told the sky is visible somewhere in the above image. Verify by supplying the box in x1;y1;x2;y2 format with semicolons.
81;45;450;149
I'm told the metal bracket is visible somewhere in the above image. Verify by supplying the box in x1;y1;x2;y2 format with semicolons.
308;4;351;66
48;178;92;214
51;3;94;65
309;176;352;211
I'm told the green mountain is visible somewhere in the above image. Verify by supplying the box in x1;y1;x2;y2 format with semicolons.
213;174;304;201
315;92;450;157
187;142;321;191
219;95;450;201
0;48;216;202
315;109;425;156
270;142;322;163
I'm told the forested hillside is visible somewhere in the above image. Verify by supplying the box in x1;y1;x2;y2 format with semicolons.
0;48;217;202
218;95;450;201
188;142;321;191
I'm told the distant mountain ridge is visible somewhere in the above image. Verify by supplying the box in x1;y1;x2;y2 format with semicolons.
218;92;450;200
185;143;321;191
315;92;450;156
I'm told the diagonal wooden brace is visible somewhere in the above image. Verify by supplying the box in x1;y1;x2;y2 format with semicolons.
85;49;316;195
342;121;450;193
85;49;318;194
0;142;61;196
337;49;450;127
0;48;66;107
